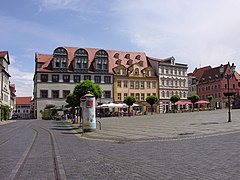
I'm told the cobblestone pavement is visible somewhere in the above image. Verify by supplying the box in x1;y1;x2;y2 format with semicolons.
80;109;240;142
1;110;240;179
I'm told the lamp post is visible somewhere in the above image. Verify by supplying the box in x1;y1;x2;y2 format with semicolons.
223;63;235;123
226;74;232;122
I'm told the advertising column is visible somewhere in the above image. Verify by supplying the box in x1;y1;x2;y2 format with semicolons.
81;93;96;132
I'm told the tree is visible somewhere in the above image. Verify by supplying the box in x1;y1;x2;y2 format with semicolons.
187;94;200;111
66;80;103;123
207;95;213;109
146;95;158;115
124;96;136;116
170;95;180;113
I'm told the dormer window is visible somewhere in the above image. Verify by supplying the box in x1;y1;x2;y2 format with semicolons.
122;69;126;75
53;47;68;69
116;59;121;65
74;48;88;70
139;61;143;66
125;54;130;59
114;53;119;59
127;60;132;65
136;55;141;60
146;70;152;76
94;50;109;72
135;68;139;75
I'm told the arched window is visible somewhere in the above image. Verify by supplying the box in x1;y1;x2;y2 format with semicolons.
135;68;139;75
114;53;119;59
162;91;165;98
74;48;88;70
125;54;130;59
136;55;141;60
53;47;68;69
166;91;169;97
95;50;109;72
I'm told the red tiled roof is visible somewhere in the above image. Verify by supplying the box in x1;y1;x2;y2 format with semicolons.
16;97;32;105
198;64;228;83
191;66;211;80
0;51;8;58
36;47;150;74
234;71;240;81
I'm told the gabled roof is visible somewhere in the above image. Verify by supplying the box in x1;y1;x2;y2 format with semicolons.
16;97;32;105
0;51;10;64
198;64;228;83
191;66;211;80
234;71;240;81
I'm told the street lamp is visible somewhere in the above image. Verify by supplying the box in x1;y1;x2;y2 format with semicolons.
223;63;235;123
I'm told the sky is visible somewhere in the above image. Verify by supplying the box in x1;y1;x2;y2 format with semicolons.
1;0;240;96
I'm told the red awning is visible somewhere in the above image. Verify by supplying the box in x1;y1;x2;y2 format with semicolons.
196;100;210;104
175;101;192;105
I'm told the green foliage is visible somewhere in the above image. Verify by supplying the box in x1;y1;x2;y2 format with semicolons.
66;93;78;108
1;105;10;120
41;108;52;120
187;94;200;111
146;96;158;106
124;96;136;116
71;80;103;107
187;94;200;104
124;96;136;106
146;95;158;115
207;95;213;102
170;95;180;104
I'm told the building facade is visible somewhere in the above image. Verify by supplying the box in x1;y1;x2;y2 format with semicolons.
10;84;16;119
109;51;159;113
15;97;32;119
194;63;240;109
34;47;114;119
0;51;11;119
149;56;188;113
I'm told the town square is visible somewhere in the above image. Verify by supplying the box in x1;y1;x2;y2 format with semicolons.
1;0;240;179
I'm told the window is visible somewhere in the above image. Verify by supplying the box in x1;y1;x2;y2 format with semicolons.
117;80;122;88
123;81;128;88
136;55;141;60
95;50;108;71
141;81;144;89
94;76;101;83
152;81;156;88
147;93;151;97
114;53;119;59
117;93;121;100
162;91;165;98
74;75;80;83
167;91;169;97
40;90;48;98
41;74;48;82
162;80;165;86
141;93;145;100
147;81;151;88
130;81;134;89
233;84;236;89
104;91;111;98
124;93;128;99
84;75;91;80
135;68;139;75
122;69;126;75
104;76;111;83
52;90;59;98
130;93;134;97
152;93;156;96
136;93;140;100
63;75;70;83
63;90;70;98
52;75;59;82
135;81;139;89
74;49;88;70
125;54;130;59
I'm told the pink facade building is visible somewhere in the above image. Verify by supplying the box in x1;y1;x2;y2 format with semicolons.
189;63;240;109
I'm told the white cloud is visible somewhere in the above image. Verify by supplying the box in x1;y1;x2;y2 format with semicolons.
111;0;240;72
9;66;34;97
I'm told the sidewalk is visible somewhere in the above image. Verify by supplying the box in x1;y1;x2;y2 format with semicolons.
69;109;240;142
0;120;15;126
